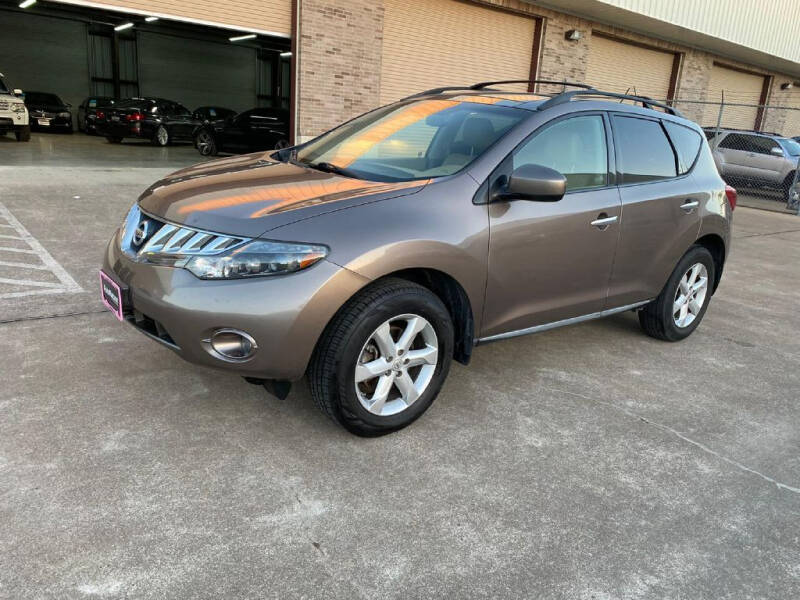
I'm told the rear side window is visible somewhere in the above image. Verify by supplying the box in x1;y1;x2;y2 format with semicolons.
513;115;608;191
613;116;676;184
718;133;755;152
664;122;702;175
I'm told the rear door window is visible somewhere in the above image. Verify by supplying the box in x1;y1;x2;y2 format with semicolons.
749;136;781;156
512;115;608;191
663;121;703;175
718;133;756;152
612;115;677;184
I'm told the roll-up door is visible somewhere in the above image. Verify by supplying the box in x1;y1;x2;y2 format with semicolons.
65;0;292;37
586;34;675;100
0;11;89;113
380;0;536;105
137;32;257;113
703;64;765;129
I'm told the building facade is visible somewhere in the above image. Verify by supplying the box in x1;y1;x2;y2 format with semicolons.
2;0;799;141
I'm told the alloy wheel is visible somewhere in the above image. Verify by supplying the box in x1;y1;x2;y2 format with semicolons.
354;314;438;416
673;263;708;328
156;126;168;146
197;131;214;155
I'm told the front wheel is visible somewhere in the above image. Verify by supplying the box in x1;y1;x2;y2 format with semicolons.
309;278;454;436
195;130;217;156
638;245;715;341
152;125;170;147
15;125;31;142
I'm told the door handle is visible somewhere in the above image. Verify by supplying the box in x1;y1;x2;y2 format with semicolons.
680;199;699;213
590;214;618;229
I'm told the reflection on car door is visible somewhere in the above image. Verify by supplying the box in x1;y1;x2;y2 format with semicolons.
481;113;623;338
605;114;703;307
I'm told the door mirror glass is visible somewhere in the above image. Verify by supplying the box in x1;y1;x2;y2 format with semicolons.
770;146;784;156
496;164;566;202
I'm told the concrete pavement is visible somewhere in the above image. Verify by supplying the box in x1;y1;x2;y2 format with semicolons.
1;133;799;599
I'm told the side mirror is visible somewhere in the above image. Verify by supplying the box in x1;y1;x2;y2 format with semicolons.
770;146;784;157
13;89;23;97
494;164;567;202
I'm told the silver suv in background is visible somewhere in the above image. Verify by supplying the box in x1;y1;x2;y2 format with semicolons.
0;72;30;142
705;128;799;202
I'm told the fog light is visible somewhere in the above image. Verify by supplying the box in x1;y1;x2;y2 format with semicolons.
205;329;258;361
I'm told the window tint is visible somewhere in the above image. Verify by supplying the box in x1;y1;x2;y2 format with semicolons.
750;136;780;155
719;133;756;152
613;116;677;183
513;115;608;191
664;121;702;175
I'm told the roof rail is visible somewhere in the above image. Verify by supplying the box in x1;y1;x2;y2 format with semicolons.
470;79;595;91
538;89;685;117
701;126;784;137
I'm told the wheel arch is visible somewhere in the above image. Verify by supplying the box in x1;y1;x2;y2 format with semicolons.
695;233;726;293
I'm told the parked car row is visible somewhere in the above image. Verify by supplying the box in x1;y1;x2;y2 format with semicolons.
7;87;290;156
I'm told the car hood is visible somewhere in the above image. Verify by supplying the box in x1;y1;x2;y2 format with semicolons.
137;153;429;238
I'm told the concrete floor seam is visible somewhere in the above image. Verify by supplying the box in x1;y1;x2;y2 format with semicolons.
546;387;800;496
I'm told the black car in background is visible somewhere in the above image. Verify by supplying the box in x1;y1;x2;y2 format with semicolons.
78;96;117;134
99;97;198;146
24;91;73;132
193;106;236;124
193;107;290;156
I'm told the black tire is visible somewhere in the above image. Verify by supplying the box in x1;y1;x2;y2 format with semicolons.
15;126;31;142
106;136;123;144
195;131;218;156
783;172;796;203
152;125;170;147
308;278;454;436
639;245;715;342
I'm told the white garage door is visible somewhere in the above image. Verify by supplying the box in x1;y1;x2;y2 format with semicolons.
703;64;765;129
586;35;675;100
380;0;536;105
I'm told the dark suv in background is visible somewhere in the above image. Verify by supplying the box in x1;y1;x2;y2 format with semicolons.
101;80;733;436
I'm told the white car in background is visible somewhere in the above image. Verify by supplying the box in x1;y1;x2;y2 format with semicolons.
0;72;30;142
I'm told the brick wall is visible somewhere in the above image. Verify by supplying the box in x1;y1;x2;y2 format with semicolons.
295;0;799;138
297;0;383;139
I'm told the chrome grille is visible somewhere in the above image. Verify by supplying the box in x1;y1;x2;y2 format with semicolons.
120;204;249;263
0;101;9;110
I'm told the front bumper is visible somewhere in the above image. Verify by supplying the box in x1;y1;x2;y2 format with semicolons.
102;230;369;380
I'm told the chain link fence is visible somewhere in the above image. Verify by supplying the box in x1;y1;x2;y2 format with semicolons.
669;93;800;215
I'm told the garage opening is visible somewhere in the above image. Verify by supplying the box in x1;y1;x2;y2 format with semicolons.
0;0;293;152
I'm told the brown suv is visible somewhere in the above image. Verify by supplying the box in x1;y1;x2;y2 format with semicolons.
101;81;733;436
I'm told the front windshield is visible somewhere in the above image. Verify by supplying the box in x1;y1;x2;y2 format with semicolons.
25;92;62;106
778;138;800;157
295;98;528;182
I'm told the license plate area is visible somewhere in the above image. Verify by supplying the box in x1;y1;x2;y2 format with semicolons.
99;270;124;321
37;118;50;126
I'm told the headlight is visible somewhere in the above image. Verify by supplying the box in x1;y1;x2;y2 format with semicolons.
11;103;26;113
180;240;328;280
58;112;71;118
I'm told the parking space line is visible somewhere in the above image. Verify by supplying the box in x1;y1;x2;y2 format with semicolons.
0;202;83;299
0;234;24;240
0;247;38;254
0;260;51;270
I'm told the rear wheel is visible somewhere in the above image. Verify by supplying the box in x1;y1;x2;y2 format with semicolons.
309;278;453;436
196;130;217;156
638;245;715;342
15;125;30;142
152;125;170;147
783;171;797;203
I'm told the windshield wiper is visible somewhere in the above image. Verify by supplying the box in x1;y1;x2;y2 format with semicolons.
305;161;361;179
